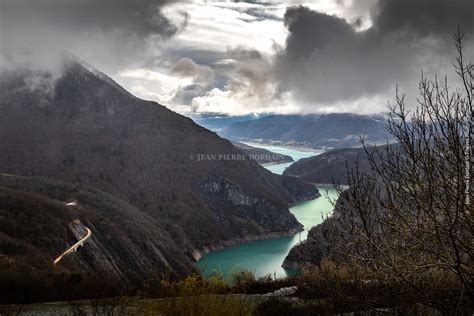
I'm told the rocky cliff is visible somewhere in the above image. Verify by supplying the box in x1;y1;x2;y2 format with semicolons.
282;194;346;269
282;146;391;269
281;147;383;269
278;175;321;203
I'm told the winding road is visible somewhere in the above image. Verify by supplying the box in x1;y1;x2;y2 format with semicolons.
53;200;92;265
53;227;92;265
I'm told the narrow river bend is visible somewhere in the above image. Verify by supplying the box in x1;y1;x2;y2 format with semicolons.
196;143;339;279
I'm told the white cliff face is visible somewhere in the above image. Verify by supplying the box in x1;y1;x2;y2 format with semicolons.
198;177;259;206
67;220;128;282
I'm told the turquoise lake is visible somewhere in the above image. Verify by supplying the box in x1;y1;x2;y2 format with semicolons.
196;144;339;279
242;142;324;175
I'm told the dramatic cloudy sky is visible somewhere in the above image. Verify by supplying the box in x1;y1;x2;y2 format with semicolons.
0;0;472;116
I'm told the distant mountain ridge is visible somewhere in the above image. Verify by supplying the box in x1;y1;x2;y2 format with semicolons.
220;114;393;149
283;147;370;185
0;57;318;283
232;142;294;164
283;144;396;185
192;114;260;132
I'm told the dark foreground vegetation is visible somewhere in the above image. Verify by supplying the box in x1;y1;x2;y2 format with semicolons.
324;30;474;314
2;265;469;315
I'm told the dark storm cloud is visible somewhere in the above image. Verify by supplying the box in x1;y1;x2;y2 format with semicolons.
227;46;273;102
0;0;187;72
274;0;474;107
1;0;180;38
373;0;473;38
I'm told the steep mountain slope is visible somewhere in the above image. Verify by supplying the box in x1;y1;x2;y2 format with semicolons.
220;114;393;149
0;58;318;265
232;142;293;164
282;209;336;270
283;191;354;270
0;174;193;285
283;147;371;185
283;145;394;185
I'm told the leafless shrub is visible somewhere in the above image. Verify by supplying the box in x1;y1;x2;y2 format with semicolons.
328;28;473;313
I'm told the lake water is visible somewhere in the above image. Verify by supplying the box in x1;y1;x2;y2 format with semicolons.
196;144;338;279
242;142;324;175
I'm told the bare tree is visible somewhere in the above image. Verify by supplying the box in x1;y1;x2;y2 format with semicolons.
330;29;473;312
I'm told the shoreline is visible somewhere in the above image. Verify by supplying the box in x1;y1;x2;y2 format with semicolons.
261;160;293;166
192;225;304;262
314;183;349;190
287;189;322;207
240;141;324;154
194;185;332;262
194;147;339;274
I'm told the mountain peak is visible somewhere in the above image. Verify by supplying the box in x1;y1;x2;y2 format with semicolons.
0;58;317;286
60;54;137;99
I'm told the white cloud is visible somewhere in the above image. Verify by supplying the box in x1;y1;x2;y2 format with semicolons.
117;68;193;104
161;1;288;54
110;0;406;116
